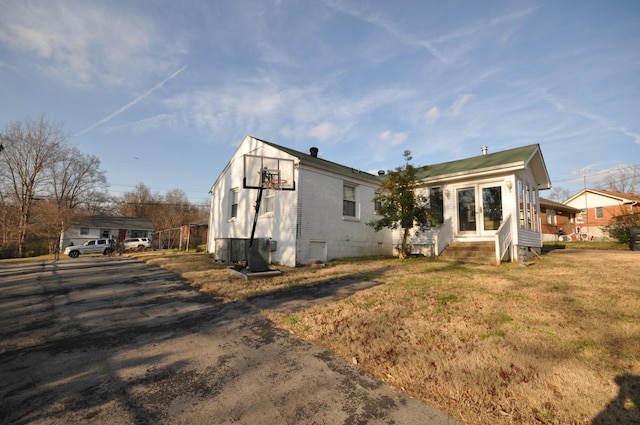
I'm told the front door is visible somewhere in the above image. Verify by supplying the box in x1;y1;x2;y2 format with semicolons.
456;184;504;236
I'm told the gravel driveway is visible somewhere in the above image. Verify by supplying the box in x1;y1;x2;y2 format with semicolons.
0;257;462;424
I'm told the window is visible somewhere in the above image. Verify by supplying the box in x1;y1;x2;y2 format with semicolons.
263;189;275;214
547;209;557;225
517;180;525;228
343;184;356;217
80;227;89;235
373;197;383;215
428;186;444;226
229;189;239;219
100;229;110;239
595;207;604;219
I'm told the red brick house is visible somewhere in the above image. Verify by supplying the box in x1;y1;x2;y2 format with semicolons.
539;197;581;241
564;189;640;239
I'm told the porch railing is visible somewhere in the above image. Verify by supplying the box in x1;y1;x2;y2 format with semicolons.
434;217;453;256
495;214;513;264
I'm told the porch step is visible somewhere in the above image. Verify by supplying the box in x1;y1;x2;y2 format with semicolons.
440;241;497;265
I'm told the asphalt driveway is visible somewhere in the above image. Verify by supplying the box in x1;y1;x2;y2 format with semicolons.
0;257;462;424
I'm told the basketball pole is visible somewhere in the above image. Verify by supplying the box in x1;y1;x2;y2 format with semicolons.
247;168;271;272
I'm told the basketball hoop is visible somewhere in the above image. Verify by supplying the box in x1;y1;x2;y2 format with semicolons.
265;178;288;190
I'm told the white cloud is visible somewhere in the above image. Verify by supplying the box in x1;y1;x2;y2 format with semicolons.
380;130;407;146
0;1;185;86
426;107;441;125
447;94;474;117
309;122;338;141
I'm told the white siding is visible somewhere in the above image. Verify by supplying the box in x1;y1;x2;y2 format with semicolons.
514;169;543;248
295;165;392;265
208;136;392;267
208;136;299;266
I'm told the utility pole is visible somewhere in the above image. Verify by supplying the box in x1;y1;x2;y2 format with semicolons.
584;173;589;239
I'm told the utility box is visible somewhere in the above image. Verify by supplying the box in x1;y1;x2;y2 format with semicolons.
630;227;640;251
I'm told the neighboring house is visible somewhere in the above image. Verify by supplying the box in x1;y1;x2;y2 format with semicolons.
208;136;551;266
539;197;581;242
564;189;640;239
60;216;154;249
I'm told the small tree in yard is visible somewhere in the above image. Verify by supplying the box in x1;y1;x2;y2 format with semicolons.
602;208;640;245
368;150;430;259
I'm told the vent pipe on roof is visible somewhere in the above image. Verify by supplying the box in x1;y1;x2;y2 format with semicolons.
310;147;319;157
481;146;488;155
378;170;386;176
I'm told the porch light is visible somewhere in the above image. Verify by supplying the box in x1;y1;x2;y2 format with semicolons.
505;180;512;191
444;189;450;199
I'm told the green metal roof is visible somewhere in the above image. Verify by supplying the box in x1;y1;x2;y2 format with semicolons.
254;138;550;188
415;144;541;180
256;137;382;184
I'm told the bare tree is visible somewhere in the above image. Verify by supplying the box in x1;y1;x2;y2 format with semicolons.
548;187;572;203
598;164;638;194
0;117;68;256
48;146;109;240
118;182;161;218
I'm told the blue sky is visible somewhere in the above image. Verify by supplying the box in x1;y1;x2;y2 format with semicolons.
1;0;638;204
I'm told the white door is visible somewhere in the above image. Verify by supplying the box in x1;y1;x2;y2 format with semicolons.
456;184;504;236
479;183;503;236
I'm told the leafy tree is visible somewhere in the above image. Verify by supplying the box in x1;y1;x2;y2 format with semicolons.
368;150;430;259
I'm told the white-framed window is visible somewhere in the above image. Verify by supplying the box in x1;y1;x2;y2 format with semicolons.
547;209;557;225
80;227;89;235
229;189;239;219
343;184;356;217
595;207;604;219
263;189;275;215
428;186;444;226
518;180;525;228
100;229;110;239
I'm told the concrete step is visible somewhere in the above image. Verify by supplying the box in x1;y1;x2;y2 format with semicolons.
440;241;497;265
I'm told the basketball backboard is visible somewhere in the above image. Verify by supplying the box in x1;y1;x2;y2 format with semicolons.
243;154;295;190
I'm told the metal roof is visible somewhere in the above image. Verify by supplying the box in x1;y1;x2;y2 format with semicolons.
250;137;551;189
414;144;550;187
256;137;382;184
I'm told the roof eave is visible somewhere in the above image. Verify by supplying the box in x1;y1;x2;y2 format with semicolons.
419;162;526;185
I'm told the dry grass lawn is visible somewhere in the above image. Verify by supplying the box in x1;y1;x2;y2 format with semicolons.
136;249;640;425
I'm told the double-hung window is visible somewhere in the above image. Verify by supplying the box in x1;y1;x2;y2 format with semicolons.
263;189;275;215
595;207;604;220
229;189;239;219
343;184;356;217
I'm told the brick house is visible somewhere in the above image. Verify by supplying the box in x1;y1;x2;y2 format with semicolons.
564;189;640;239
539;197;581;241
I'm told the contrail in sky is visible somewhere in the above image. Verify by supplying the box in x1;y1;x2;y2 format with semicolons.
76;65;187;137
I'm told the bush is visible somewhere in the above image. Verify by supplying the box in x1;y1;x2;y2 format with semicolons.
602;212;640;244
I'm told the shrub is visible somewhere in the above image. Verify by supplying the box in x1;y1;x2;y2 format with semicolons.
602;212;640;244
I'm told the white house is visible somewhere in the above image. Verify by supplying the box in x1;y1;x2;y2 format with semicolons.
60;216;154;248
208;136;551;266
